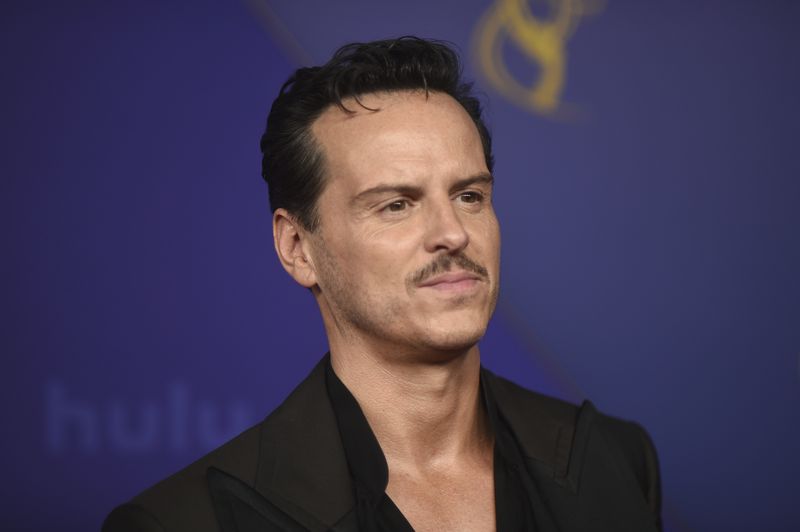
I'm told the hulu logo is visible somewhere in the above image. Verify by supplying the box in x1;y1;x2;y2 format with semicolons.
44;381;255;453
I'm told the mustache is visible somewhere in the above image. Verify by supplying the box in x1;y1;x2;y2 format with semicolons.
410;254;489;285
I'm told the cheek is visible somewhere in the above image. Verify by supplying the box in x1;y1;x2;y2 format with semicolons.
490;219;501;261
469;213;500;250
362;222;422;259
325;236;397;287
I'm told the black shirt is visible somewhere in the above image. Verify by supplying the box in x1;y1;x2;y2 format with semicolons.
324;359;537;532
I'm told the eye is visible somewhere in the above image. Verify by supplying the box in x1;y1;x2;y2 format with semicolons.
458;191;483;204
384;199;409;212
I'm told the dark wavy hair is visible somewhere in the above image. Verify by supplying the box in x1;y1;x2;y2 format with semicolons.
259;36;493;231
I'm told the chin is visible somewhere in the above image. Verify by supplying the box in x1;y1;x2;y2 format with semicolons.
418;321;488;355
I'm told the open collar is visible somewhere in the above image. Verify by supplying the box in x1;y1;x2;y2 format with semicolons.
208;356;659;532
248;356;582;529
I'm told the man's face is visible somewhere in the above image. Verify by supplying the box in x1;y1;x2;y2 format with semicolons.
305;90;500;359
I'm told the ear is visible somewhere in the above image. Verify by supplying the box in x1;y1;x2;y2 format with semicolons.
273;208;317;288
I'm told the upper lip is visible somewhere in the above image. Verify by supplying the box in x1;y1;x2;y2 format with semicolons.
417;271;482;287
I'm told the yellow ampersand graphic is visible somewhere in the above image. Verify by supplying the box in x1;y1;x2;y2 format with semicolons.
474;0;602;116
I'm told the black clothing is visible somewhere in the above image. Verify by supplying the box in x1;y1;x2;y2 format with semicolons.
103;355;662;532
324;357;534;531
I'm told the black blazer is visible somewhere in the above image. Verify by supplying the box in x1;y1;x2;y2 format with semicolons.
103;357;662;531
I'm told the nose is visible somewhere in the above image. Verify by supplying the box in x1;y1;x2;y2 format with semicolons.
423;198;470;254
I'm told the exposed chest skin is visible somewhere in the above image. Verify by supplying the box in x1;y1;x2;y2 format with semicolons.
386;457;496;532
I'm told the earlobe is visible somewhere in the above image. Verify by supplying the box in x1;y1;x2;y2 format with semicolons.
273;209;317;288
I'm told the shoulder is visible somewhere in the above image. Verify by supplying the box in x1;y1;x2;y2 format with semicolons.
484;369;661;527
102;358;336;532
102;423;262;532
593;411;662;518
484;369;658;465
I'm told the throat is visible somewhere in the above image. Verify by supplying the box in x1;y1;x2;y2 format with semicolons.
385;452;497;532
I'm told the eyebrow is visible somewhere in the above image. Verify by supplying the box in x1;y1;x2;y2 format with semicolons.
351;172;494;206
450;173;494;193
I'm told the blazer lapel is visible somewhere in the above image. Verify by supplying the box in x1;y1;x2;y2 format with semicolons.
486;370;659;532
208;467;315;531
208;357;357;532
207;360;658;532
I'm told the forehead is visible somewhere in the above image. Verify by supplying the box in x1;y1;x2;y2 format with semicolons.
310;90;487;191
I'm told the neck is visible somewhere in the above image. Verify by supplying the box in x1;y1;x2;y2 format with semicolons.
329;340;492;474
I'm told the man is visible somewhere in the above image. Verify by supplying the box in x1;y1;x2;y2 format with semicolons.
104;37;661;532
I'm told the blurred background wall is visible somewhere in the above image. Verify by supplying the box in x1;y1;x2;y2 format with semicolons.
2;1;798;530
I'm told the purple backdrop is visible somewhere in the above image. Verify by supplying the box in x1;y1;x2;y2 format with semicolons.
2;1;799;531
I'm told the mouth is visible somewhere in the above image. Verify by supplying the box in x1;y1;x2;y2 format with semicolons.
417;271;482;292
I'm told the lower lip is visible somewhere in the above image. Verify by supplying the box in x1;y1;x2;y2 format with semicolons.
421;278;480;293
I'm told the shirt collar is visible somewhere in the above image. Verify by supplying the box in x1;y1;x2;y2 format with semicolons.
324;357;390;498
324;356;524;499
